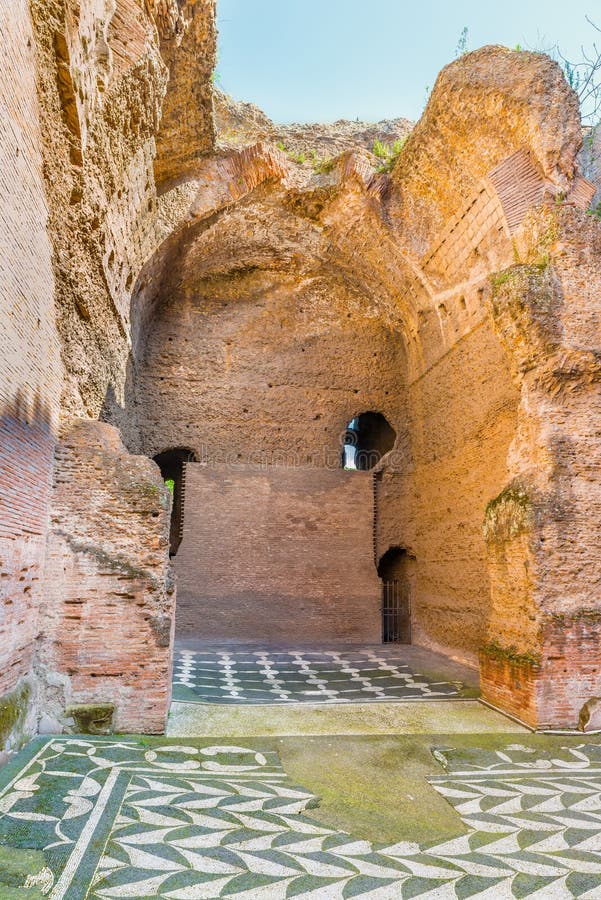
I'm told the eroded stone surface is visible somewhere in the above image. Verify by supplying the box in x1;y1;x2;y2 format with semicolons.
40;420;174;734
1;0;600;744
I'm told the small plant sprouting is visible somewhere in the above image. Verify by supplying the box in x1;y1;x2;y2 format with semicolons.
455;26;469;58
372;137;407;173
313;156;336;175
276;141;308;165
372;139;388;159
587;202;601;220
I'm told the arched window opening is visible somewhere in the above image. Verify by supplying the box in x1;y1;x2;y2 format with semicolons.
153;448;197;557
342;412;396;470
378;546;413;644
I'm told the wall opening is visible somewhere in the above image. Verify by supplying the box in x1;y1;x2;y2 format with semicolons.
377;546;412;643
342;412;396;470
153;448;197;556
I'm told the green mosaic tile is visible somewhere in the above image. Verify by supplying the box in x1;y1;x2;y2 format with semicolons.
3;737;601;898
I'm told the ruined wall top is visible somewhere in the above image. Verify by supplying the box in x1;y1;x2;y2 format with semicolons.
391;46;583;255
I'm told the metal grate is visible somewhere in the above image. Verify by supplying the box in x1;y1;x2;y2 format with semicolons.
382;579;411;644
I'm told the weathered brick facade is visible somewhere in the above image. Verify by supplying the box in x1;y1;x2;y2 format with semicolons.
176;465;380;643
40;420;174;733
0;0;62;756
0;0;202;752
1;0;600;748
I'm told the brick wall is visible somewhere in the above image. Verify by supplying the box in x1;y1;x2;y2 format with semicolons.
40;420;175;733
400;317;520;666
133;267;406;465
480;615;601;730
479;654;539;727
537;614;601;729
176;464;381;643
0;0;62;750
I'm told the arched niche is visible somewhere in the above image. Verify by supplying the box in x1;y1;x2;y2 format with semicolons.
153;447;198;556
342;412;396;471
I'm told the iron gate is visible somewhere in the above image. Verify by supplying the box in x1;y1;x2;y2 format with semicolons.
382;580;411;643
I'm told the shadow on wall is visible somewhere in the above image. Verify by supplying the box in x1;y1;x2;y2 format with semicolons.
0;388;54;434
99;362;141;452
0;388;56;537
0;389;57;758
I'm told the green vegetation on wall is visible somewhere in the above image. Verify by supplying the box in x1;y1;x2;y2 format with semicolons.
372;138;407;173
483;484;533;543
0;681;32;754
481;640;541;668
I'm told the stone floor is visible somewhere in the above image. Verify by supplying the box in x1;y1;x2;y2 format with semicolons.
3;736;601;898
172;644;479;706
4;645;600;898
166;699;526;739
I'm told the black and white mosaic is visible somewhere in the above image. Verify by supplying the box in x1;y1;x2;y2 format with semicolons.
172;647;463;705
5;738;601;898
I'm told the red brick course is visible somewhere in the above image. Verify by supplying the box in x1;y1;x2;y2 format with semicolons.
40;420;175;733
176;464;381;643
0;1;62;735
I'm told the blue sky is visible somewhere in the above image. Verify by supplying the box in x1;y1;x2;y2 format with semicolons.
216;1;598;123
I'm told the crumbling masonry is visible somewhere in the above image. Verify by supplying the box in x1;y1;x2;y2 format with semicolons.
1;0;601;757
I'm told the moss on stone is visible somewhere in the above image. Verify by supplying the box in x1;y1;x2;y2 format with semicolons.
65;703;115;735
489;261;556;322
481;639;541;668
0;845;47;898
277;735;467;845
0;682;31;750
0;889;45;899
490;269;517;292
0;846;46;880
131;479;161;499
483;483;533;543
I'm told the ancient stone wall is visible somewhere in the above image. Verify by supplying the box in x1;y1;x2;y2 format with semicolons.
133;266;407;466
480;208;601;727
28;0;168;421
0;0;63;757
0;0;217;755
214;87;413;161
403;319;520;664
176;464;381;642
154;0;216;185
40;420;174;733
1;1;600;740
128;47;599;710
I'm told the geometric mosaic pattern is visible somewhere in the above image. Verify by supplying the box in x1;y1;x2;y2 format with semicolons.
3;738;601;897
172;646;463;704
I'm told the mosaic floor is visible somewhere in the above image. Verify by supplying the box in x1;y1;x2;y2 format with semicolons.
172;647;464;705
3;737;601;897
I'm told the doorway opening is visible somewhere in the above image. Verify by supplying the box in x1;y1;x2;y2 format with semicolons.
342;412;396;470
377;546;412;643
153;447;197;556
